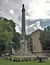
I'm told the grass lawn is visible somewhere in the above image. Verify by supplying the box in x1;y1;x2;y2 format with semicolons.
0;59;50;65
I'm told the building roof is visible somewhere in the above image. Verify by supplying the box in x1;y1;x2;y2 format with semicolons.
30;29;43;35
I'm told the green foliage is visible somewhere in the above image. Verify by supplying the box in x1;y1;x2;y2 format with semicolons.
5;56;37;62
0;17;15;55
13;32;20;50
40;26;50;50
0;59;48;65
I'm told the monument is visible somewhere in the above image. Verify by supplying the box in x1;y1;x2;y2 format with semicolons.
15;4;33;56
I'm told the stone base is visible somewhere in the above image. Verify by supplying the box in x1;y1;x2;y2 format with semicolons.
14;49;33;57
14;39;34;57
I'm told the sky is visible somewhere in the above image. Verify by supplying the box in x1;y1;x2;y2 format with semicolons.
0;0;50;35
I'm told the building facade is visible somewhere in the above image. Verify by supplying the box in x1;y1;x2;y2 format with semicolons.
30;29;43;53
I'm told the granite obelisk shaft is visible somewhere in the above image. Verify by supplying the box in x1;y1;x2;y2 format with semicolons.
22;4;26;38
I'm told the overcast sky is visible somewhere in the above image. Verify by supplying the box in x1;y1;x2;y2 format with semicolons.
0;0;50;35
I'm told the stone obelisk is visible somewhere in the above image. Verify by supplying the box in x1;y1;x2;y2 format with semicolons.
22;4;26;37
15;4;32;56
20;4;28;55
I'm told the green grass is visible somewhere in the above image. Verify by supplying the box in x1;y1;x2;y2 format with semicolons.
0;59;50;65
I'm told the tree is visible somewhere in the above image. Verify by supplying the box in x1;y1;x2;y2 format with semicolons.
0;17;15;55
13;32;20;50
40;26;50;50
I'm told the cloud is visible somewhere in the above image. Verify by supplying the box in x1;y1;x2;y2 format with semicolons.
47;0;50;3
0;0;50;35
26;21;44;35
15;25;21;34
9;9;14;15
26;0;50;20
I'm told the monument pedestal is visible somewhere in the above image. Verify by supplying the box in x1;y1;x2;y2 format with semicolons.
15;39;33;57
